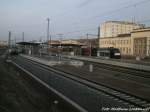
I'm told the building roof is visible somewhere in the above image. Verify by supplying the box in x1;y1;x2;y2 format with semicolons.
50;43;82;47
48;40;60;44
104;21;144;26
16;42;41;46
131;27;150;33
117;33;131;37
48;39;84;46
100;33;131;39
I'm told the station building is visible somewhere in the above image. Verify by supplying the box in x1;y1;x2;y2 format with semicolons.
48;39;83;56
17;42;42;55
132;28;150;58
100;21;144;38
99;27;150;58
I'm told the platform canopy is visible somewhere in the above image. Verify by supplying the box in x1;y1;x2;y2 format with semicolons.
16;42;42;46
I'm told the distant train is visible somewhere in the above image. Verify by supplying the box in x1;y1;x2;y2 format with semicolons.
8;48;22;55
96;47;121;59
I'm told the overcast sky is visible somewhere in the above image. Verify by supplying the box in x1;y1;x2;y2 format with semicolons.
0;0;150;41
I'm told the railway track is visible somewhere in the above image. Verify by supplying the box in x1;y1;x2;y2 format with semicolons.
60;55;150;79
37;55;150;79
10;56;150;112
89;62;150;79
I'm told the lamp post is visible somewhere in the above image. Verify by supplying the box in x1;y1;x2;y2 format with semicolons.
47;18;50;55
57;34;63;61
22;32;24;42
8;31;11;49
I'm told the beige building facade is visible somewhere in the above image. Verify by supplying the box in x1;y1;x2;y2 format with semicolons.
0;40;7;47
99;27;150;58
132;28;150;57
100;21;144;38
99;34;132;55
61;40;81;45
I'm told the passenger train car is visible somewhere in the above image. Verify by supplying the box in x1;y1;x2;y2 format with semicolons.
97;47;121;59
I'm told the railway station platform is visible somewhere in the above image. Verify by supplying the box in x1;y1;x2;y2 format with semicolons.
62;55;150;72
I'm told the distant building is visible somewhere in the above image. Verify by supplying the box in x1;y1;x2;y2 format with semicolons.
47;39;83;56
100;21;145;38
16;42;41;55
99;34;132;56
76;38;99;56
76;38;98;48
99;27;150;58
48;39;82;46
132;28;150;58
0;40;7;47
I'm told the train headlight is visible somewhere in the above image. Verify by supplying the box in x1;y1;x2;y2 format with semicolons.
114;53;120;56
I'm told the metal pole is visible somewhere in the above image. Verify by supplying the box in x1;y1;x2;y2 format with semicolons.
14;37;16;47
90;41;92;56
8;31;11;48
86;33;91;56
7;31;12;57
98;26;100;39
22;32;24;42
86;33;88;40
57;34;63;60
98;26;100;48
47;18;50;55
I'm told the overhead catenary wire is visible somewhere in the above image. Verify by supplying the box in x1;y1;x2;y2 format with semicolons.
70;0;150;26
62;27;97;35
44;0;150;41
54;18;150;39
55;0;150;37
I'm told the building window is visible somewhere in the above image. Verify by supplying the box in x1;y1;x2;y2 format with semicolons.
123;48;125;52
129;48;131;53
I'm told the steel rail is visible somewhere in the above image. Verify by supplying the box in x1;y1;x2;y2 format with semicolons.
15;56;150;109
10;60;88;112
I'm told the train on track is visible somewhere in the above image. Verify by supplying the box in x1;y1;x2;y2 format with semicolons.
89;47;121;59
96;47;121;59
8;48;22;55
9;46;121;59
